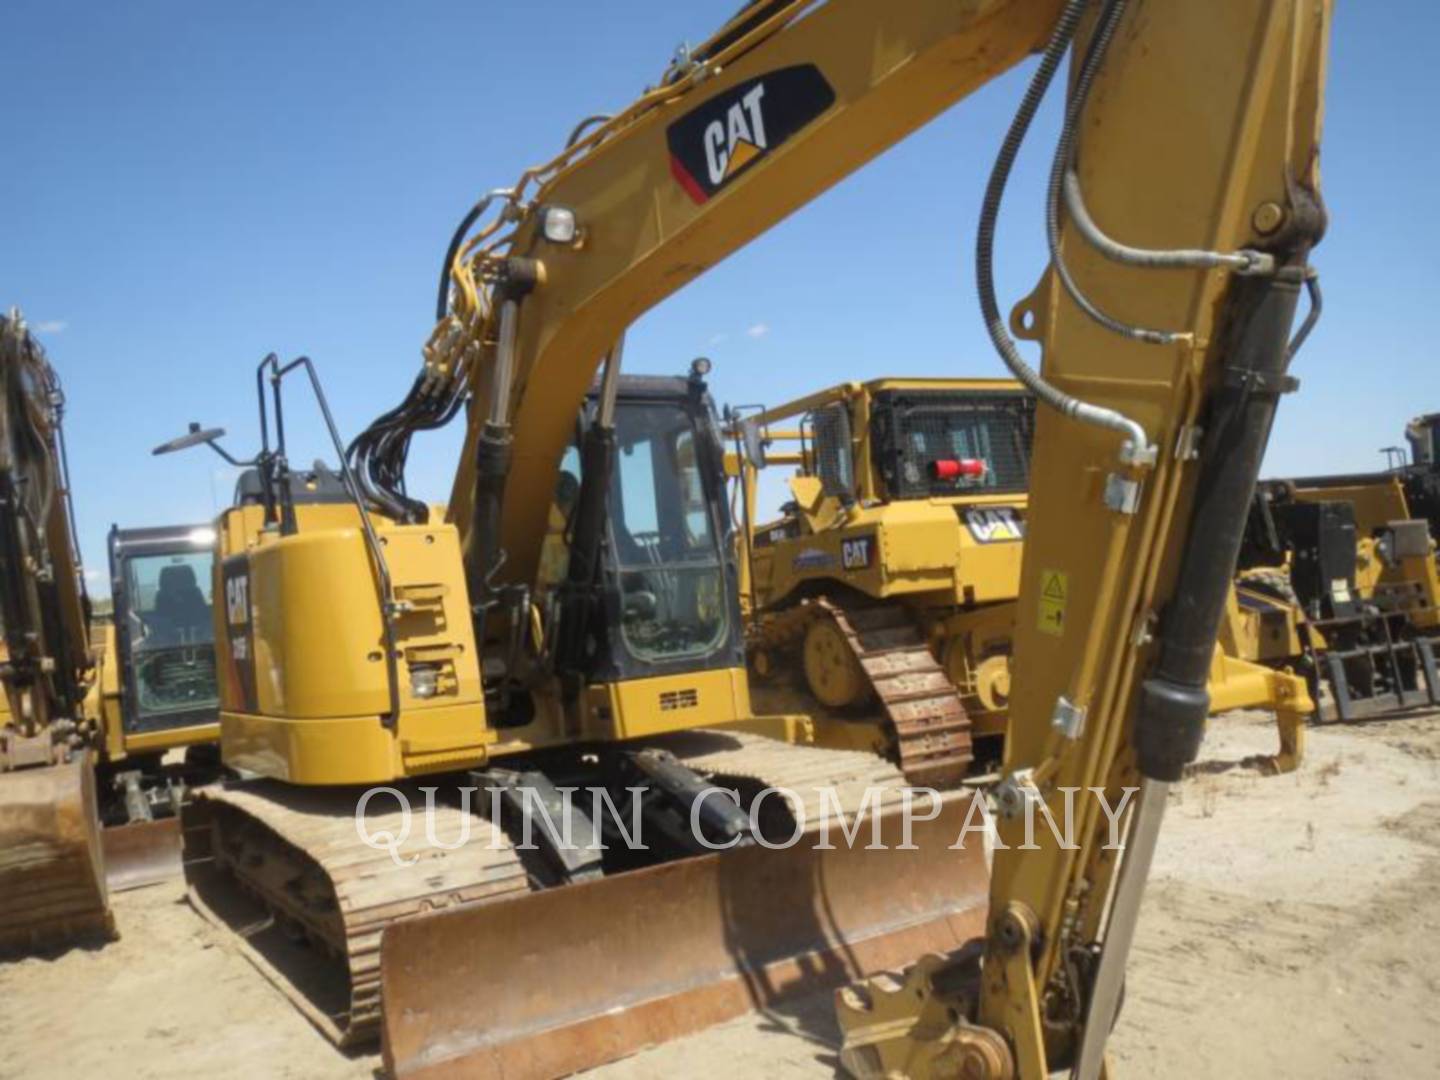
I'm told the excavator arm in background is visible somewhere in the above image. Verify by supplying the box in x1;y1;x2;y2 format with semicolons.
0;310;112;953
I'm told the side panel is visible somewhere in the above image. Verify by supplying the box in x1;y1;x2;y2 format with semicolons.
216;509;494;784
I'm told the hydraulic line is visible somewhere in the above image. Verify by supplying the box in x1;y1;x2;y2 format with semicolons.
434;189;514;322
975;0;1151;462
1287;271;1323;359
1042;0;1178;346
1044;0;1281;351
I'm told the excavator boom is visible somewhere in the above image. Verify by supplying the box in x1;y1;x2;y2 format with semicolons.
0;311;112;953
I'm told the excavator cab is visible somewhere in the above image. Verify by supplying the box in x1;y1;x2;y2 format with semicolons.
545;368;744;692
1407;413;1440;468
98;523;223;828
108;525;220;744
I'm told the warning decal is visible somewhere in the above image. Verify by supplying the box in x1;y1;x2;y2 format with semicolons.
1038;569;1068;636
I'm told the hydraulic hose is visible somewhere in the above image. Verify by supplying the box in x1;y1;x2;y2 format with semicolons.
1063;171;1273;275
1042;0;1180;346
975;0;1151;461
434;189;513;322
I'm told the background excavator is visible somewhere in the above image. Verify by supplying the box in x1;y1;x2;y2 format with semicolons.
0;310;224;953
0;309;111;952
730;375;1313;776
155;0;1331;1076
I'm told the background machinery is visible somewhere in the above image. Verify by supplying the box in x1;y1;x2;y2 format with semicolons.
0;311;224;952
735;377;1033;783
1399;412;1439;535
1236;431;1440;721
156;0;1332;1076
733;376;1314;776
98;523;222;826
0;309;112;952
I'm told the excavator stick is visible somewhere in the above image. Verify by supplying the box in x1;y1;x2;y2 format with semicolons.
381;795;988;1080
0;754;114;955
102;817;183;893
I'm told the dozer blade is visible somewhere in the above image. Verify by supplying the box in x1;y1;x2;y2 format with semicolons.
103;817;183;892
381;794;988;1080
0;755;114;955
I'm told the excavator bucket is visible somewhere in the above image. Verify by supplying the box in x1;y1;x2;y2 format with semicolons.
103;817;183;892
0;755;114;955
381;794;988;1080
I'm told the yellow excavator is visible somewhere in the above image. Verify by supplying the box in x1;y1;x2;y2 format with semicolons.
0;312;226;951
0;309;112;953
157;0;1331;1076
730;376;1313;776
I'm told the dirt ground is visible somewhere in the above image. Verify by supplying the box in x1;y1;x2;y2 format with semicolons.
3;708;1438;1079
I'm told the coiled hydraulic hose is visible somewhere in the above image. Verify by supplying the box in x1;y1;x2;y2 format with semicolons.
976;0;1151;461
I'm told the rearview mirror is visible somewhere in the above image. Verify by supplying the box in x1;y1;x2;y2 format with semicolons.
153;422;227;456
739;418;767;470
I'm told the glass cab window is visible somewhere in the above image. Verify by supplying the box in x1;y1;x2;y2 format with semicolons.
608;402;727;665
123;551;219;720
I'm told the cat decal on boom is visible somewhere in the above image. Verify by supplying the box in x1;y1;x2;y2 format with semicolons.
667;66;835;202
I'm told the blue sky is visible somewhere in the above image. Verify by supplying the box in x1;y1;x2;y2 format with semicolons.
5;1;1436;583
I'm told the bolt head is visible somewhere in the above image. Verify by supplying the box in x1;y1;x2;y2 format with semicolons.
1252;201;1286;235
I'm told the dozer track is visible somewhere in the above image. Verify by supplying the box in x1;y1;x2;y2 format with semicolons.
381;729;990;1080
183;781;530;1047
816;599;974;788
0;756;114;956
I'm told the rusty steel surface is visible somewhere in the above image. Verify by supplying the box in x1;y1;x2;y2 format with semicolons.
102;817;183;893
819;600;975;787
381;796;989;1080
0;755;114;955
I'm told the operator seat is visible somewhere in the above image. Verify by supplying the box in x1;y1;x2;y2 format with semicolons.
150;564;212;644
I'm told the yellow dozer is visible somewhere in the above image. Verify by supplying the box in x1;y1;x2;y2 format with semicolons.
157;0;1332;1075
733;377;1033;784
730;377;1314;778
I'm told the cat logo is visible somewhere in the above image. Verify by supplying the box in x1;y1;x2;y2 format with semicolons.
704;83;768;186
963;506;1026;544
667;65;835;205
225;574;249;626
222;556;258;709
841;534;876;571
